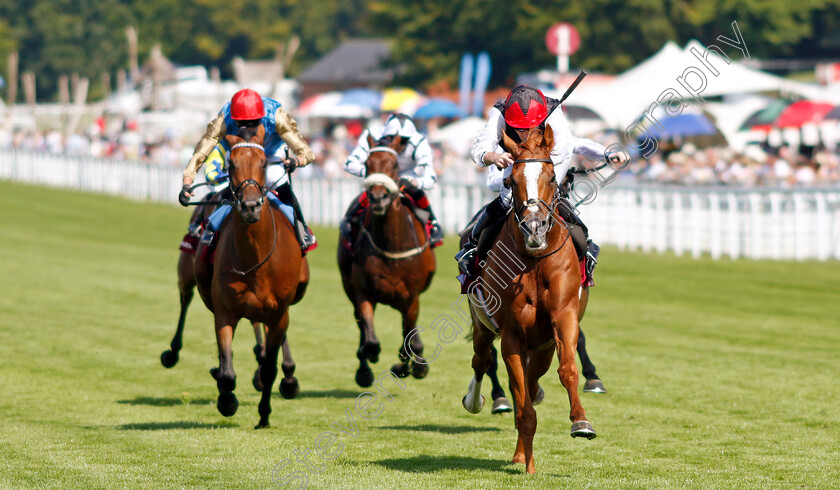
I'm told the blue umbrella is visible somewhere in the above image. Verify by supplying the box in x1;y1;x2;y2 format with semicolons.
413;98;464;119
657;113;717;138
0;74;5;90
339;88;382;111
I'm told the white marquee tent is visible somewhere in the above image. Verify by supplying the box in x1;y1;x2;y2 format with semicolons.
549;40;838;129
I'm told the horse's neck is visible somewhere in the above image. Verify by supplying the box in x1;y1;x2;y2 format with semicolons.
232;210;275;261
369;201;416;250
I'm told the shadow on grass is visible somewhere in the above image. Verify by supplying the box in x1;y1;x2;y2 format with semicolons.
116;421;233;430
295;389;360;399
373;455;520;474
375;424;503;434
117;396;214;406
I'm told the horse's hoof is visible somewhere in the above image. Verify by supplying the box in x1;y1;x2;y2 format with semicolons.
491;397;513;414
462;394;485;414
365;343;381;364
533;385;545;405
217;392;239;417
279;377;299;399
355;366;374;387
410;361;429;379
583;379;607;394
160;350;179;368
390;362;410;378
255;419;269;430
252;367;264;392
570;420;596;439
209;367;219;380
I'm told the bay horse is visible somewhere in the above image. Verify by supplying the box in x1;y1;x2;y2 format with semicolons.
160;194;297;394
194;125;309;428
338;134;436;387
461;126;595;474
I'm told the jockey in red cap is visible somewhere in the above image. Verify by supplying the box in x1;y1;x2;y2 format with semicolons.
457;84;623;285
179;88;317;252
340;113;443;249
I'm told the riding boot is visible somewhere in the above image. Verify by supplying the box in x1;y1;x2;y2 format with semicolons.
456;196;507;278
427;208;444;247
276;183;316;252
557;199;600;286
400;179;443;246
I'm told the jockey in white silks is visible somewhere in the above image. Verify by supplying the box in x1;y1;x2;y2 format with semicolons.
457;85;624;285
341;113;443;248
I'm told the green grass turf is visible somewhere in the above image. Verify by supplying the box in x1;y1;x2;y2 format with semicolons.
1;179;838;489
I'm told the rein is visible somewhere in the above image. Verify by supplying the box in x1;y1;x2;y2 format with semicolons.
360;207;430;260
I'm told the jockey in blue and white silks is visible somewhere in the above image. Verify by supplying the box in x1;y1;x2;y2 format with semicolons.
179;88;317;252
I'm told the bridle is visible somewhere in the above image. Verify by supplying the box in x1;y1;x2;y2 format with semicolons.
224;141;277;277
507;157;571;259
228;142;270;210
358;145;430;259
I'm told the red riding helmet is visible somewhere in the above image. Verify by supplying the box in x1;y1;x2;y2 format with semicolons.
230;89;265;120
503;85;549;128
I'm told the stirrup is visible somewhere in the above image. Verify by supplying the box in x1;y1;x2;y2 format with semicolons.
456;246;478;277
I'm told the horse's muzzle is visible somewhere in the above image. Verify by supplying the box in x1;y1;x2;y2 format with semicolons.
367;188;392;215
239;199;263;223
520;213;548;251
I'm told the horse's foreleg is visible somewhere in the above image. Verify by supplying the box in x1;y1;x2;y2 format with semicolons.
553;309;596;439
462;320;494;414
279;328;299;399
486;344;513;413
397;298;427;379
214;313;239;417
251;322;266;391
501;329;536;474
161;254;195;368
257;314;287;429
354;299;378;387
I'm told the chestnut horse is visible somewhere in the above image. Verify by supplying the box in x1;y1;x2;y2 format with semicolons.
194;125;309;428
161;194;297;394
338;134;436;387
461;126;595;474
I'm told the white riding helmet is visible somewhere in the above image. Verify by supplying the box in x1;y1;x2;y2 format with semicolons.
382;113;418;139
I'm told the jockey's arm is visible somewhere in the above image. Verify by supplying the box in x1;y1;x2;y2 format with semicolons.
471;107;512;169
183;113;226;188
406;137;437;190
343;130;371;178
203;144;228;185
273;107;315;167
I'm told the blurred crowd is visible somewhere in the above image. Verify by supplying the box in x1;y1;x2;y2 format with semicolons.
623;143;840;187
3;117;840;188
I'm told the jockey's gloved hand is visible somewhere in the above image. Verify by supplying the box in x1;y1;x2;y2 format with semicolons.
399;176;418;189
178;184;192;207
284;157;299;173
484;151;514;169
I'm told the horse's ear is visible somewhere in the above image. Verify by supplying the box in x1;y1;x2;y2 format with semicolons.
543;125;554;152
255;124;266;144
226;134;242;147
390;134;403;151
502;131;518;158
366;132;376;148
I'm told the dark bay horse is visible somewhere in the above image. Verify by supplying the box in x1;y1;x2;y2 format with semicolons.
194;125;309;428
461;126;595;474
161;194;290;393
338;134;436;387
